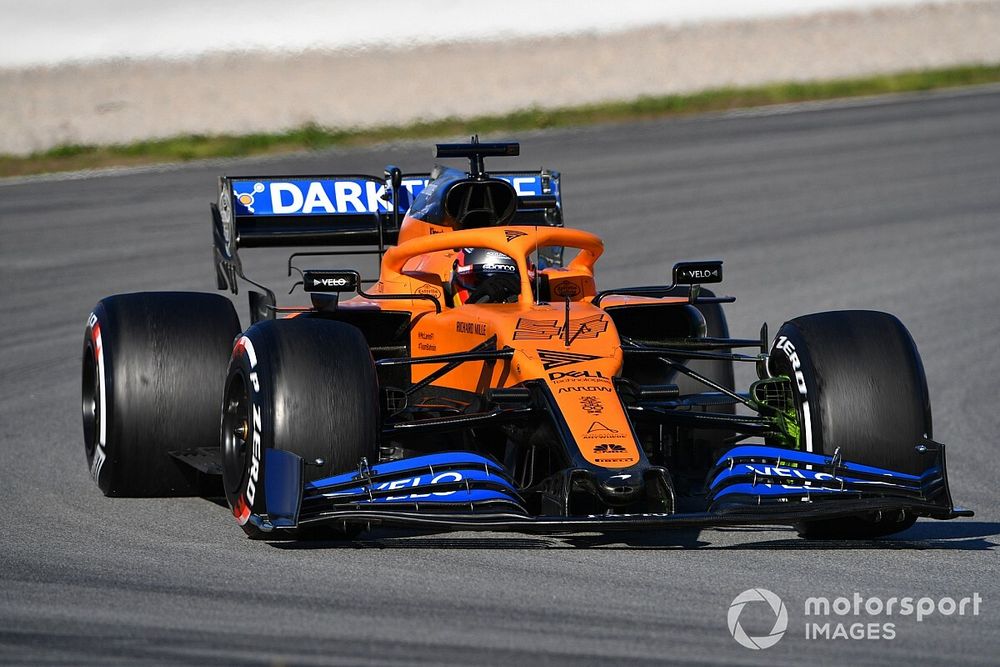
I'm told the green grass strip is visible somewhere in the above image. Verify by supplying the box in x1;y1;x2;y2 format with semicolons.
3;63;999;178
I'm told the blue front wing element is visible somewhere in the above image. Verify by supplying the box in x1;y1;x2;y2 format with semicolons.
299;452;527;521
706;445;947;509
253;446;967;534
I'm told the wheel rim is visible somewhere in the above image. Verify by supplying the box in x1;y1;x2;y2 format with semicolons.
221;373;251;499
82;342;99;458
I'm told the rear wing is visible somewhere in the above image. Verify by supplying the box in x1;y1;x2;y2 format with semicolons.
212;170;562;293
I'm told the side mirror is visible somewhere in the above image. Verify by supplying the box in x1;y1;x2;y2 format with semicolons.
673;260;723;285
384;165;402;191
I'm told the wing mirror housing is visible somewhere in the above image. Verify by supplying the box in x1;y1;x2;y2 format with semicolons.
384;165;402;191
302;270;359;293
672;260;723;285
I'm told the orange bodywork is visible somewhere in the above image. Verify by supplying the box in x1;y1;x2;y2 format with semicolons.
325;218;688;470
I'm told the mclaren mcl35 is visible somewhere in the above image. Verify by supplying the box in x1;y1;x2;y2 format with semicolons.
82;139;972;540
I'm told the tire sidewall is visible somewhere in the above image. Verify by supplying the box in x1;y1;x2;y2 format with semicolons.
221;319;381;537
83;303;115;494
767;323;823;456
223;330;276;528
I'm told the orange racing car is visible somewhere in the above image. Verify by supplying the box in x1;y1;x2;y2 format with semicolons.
81;139;971;539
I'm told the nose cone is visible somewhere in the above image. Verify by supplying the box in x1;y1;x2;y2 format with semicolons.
593;469;645;505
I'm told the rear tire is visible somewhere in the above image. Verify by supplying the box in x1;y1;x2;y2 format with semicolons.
82;292;241;496
221;318;380;539
767;310;933;538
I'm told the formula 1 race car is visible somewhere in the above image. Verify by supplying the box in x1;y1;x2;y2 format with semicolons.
81;139;971;540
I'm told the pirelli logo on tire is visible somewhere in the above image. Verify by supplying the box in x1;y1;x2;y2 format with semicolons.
232;335;263;525
770;335;814;453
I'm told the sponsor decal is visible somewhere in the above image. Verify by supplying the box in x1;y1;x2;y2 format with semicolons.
773;336;807;396
537;349;600;370
311;277;349;288
218;187;235;256
417;342;437;352
416;285;441;297
514;314;608;341
464;248;508;259
231;178;428;216
587;421;617;434
741;464;836;488
771;335;813;452
374;471;464;501
233;336;263;521
230;174;548;217
558;385;612;393
233;181;265;213
593;443;626;454
674;261;723;284
579;396;604;415
684;268;720;281
504;229;528;242
553;281;581;298
417;331;434;341
456;321;487;336
481;262;516;272
219;188;232;224
506;176;546;197
549;370;606;381
584;420;626;440
303;270;357;292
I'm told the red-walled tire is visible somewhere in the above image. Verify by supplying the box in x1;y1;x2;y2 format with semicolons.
82;292;241;496
221;318;379;538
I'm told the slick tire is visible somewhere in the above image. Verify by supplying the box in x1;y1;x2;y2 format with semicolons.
82;292;241;497
221;318;380;539
767;310;933;539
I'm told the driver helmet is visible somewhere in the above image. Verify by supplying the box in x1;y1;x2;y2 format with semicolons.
452;248;522;304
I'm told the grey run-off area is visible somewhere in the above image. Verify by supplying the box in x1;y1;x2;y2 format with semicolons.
2;0;1000;154
1;86;999;664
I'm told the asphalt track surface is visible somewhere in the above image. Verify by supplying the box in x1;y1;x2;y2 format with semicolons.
2;86;999;665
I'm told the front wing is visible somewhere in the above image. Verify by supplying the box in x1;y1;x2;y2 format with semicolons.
248;445;972;535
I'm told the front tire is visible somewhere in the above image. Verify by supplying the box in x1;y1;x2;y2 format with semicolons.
82;292;241;496
221;318;380;538
767;310;933;538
